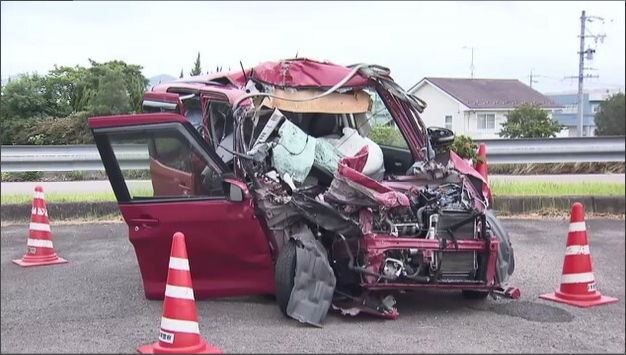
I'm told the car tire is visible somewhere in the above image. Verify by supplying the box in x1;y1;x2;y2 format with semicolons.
508;247;516;275
461;290;490;300
275;240;297;318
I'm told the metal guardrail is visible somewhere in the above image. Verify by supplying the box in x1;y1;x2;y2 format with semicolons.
1;144;149;172
1;136;624;172
474;136;625;164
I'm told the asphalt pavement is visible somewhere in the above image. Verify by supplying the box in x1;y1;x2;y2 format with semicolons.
1;219;624;353
2;174;624;195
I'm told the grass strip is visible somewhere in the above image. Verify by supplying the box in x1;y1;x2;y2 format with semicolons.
1;182;624;204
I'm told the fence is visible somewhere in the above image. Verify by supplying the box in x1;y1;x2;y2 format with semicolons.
1;136;624;172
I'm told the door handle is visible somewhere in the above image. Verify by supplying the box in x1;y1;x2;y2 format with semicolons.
130;218;160;227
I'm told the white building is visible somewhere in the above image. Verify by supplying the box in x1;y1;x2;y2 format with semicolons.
408;78;564;139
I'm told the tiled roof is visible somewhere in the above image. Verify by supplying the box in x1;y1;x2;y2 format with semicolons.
413;77;563;109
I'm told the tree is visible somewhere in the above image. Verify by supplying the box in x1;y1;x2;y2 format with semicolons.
190;52;202;76
1;73;49;119
179;69;184;78
0;73;51;144
594;93;625;136
88;67;131;116
499;103;564;139
45;65;88;117
82;59;149;113
0;59;149;145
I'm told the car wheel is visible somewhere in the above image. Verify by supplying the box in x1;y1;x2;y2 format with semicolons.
275;240;297;317
508;247;515;275
461;290;490;300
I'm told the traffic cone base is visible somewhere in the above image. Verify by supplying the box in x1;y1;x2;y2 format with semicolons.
539;202;618;308
540;290;618;308
12;255;67;267
138;339;222;354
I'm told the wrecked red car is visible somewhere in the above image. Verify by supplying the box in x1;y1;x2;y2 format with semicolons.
89;58;517;326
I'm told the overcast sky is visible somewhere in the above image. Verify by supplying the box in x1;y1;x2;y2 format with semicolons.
2;1;624;93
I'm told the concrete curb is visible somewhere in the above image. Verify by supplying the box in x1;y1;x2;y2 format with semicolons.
1;196;624;222
2;201;121;222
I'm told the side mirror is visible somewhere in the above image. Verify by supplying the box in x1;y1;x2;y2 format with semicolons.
222;179;247;203
427;126;455;149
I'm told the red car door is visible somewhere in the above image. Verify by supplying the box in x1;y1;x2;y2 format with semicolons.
89;113;276;300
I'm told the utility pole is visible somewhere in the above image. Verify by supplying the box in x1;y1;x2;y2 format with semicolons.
463;46;475;79
529;69;539;89
577;10;586;137
570;10;606;136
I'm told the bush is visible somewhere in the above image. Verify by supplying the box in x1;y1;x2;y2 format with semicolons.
369;126;408;148
67;170;85;181
22;112;93;145
489;162;625;175
19;171;44;181
1;172;12;182
1;117;39;145
123;169;150;180
437;135;484;163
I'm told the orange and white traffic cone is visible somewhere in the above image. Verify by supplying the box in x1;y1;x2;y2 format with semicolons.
138;232;222;354
475;143;489;183
539;202;618;307
12;186;68;267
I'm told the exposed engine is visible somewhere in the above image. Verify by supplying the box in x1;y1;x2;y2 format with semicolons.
372;183;477;238
377;183;481;283
319;180;484;288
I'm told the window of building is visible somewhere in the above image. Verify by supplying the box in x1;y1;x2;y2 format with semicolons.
562;105;578;114
477;113;496;130
445;115;453;130
592;104;600;113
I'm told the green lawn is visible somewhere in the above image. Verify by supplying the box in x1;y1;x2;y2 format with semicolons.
1;188;152;204
1;181;624;204
490;181;625;196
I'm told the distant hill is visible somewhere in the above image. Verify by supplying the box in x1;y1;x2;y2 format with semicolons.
148;74;177;88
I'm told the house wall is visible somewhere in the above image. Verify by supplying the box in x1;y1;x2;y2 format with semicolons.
412;83;466;133
462;109;568;139
465;110;507;139
548;93;596;136
413;81;570;139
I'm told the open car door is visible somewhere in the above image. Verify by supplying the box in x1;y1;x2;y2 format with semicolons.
89;113;276;300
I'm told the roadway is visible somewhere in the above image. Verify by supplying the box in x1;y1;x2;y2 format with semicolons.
1;174;624;195
1;219;624;353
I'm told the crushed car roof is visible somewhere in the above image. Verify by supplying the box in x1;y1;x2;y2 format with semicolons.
152;58;375;94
